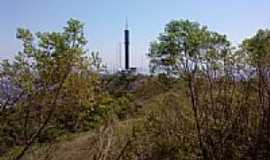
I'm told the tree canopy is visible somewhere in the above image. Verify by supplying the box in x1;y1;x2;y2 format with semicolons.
148;20;230;78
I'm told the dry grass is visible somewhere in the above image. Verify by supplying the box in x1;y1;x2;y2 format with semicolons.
24;89;185;160
24;118;144;160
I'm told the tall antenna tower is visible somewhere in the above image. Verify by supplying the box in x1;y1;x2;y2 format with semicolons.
124;17;130;70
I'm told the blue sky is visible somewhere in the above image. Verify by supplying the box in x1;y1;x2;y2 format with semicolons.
0;0;270;71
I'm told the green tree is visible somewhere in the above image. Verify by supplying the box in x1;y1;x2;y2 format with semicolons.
240;29;270;159
148;19;232;160
0;19;108;159
148;19;230;77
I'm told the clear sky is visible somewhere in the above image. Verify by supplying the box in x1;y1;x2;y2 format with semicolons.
0;0;270;71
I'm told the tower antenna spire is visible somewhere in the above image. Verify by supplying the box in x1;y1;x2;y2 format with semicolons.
124;17;130;70
125;17;128;29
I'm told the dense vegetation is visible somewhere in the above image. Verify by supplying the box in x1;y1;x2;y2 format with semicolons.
1;19;270;160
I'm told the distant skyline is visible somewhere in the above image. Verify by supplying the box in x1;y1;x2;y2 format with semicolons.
1;0;270;71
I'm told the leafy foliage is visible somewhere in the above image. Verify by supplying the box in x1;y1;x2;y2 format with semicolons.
148;19;230;78
0;19;109;158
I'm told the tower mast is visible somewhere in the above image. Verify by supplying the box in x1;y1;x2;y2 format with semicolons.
124;18;130;70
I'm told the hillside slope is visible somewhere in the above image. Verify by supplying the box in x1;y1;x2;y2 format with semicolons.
23;85;188;160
